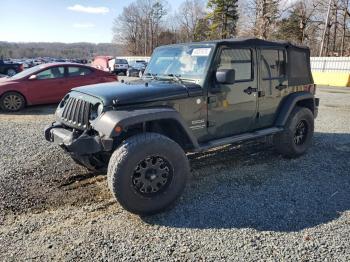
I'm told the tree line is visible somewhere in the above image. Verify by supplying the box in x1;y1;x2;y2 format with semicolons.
113;0;350;56
0;42;123;59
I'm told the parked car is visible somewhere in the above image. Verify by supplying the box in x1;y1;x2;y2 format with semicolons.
126;61;147;78
0;63;118;112
0;59;24;76
92;56;113;72
113;59;129;75
45;38;319;215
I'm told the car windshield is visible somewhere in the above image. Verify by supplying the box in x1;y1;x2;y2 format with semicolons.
144;44;214;82
9;64;48;80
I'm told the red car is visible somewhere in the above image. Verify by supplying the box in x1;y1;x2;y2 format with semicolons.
0;63;118;112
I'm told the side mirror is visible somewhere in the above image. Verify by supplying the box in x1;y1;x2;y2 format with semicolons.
29;75;37;80
216;69;235;84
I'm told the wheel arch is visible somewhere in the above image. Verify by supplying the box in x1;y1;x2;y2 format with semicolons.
274;92;316;127
0;90;28;105
91;107;199;151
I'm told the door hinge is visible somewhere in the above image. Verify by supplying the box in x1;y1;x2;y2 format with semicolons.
207;96;217;104
258;91;265;97
207;120;216;127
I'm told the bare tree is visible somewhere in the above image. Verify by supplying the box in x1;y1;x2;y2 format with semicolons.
113;0;168;55
254;0;280;39
177;0;206;42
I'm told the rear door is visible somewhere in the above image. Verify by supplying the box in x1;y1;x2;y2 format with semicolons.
256;48;287;128
27;66;67;104
207;46;258;139
66;66;97;91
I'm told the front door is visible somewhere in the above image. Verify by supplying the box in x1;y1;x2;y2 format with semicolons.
27;66;67;104
207;46;258;139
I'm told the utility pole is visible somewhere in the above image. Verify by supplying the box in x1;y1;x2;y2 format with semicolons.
333;3;338;52
319;0;333;56
340;0;349;56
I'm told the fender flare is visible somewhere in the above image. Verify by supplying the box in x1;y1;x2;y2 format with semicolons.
274;92;315;127
92;107;199;149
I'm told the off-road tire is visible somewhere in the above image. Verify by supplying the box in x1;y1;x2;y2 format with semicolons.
0;91;26;112
107;132;189;215
274;106;314;158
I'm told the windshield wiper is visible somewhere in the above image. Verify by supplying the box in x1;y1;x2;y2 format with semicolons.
167;74;183;84
143;73;158;80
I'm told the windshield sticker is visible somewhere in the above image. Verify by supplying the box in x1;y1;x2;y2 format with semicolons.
191;48;211;57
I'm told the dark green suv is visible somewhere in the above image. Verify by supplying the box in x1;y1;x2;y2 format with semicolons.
45;38;319;215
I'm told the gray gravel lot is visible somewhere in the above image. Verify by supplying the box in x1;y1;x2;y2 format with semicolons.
0;86;349;261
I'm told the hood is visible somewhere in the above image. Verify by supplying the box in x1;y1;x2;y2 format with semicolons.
72;79;203;106
0;77;19;86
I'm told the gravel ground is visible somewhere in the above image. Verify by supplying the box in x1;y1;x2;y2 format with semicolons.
0;86;349;261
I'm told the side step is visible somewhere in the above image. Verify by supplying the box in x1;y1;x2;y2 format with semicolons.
195;127;283;152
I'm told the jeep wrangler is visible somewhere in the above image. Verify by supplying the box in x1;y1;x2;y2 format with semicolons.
45;38;319;215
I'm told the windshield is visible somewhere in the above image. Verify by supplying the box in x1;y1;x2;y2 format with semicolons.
144;44;214;82
116;59;128;64
10;64;48;80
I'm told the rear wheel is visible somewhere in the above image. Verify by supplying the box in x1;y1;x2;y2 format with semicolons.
6;68;17;77
107;133;189;215
274;106;314;158
0;92;26;112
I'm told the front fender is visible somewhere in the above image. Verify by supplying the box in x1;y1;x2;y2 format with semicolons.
91;107;199;148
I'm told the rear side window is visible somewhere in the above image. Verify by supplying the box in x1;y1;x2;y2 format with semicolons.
37;67;65;80
217;48;252;81
261;49;286;79
68;66;92;77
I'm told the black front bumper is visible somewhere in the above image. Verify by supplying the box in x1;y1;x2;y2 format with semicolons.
44;123;112;155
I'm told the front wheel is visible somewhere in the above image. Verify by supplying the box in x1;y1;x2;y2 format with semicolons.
107;133;190;215
0;92;26;112
274;106;314;158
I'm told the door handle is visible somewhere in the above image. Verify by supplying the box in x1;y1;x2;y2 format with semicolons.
243;87;257;95
276;84;287;91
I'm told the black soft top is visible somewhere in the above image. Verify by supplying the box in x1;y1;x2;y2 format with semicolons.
199;38;313;86
200;37;309;50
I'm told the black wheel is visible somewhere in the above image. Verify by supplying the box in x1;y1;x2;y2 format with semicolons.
274;106;314;158
6;68;17;77
107;133;189;215
0;92;26;112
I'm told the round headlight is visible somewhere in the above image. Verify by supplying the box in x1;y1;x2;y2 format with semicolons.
90;103;103;120
59;94;70;108
97;103;104;115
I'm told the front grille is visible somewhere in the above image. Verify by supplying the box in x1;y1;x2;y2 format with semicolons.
61;97;92;129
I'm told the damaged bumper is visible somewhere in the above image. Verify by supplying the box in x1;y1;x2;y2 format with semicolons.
44;123;113;155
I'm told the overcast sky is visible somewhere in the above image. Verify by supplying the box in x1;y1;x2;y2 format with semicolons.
0;0;183;43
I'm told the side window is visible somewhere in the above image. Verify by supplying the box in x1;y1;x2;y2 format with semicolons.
68;66;92;77
218;48;252;81
36;67;64;80
261;49;286;79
